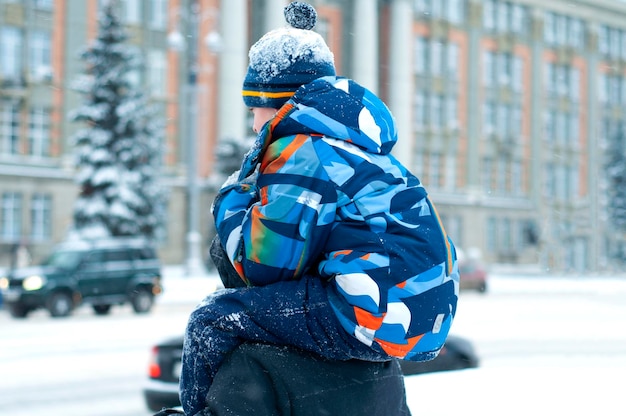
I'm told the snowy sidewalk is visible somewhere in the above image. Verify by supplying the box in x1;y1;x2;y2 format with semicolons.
157;265;223;305
158;264;626;304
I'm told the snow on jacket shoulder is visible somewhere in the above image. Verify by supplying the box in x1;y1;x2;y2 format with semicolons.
213;76;459;361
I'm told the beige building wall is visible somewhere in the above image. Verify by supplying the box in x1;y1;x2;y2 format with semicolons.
2;0;626;272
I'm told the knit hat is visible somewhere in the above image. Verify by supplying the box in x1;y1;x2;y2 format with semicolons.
242;2;336;109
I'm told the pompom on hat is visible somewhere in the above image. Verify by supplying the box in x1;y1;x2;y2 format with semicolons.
242;2;336;109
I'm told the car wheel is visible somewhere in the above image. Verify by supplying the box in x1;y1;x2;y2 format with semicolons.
92;304;112;315
8;304;30;318
477;282;487;293
47;292;74;318
131;288;154;314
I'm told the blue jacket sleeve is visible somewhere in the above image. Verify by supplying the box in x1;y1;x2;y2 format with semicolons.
213;135;337;286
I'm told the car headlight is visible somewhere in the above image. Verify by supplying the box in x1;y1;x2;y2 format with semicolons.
23;275;45;291
0;276;8;290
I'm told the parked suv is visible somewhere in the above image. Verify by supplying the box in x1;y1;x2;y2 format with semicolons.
0;238;162;318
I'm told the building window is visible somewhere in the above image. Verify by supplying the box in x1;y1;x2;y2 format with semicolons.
415;37;459;79
448;0;466;24
121;0;142;24
31;193;52;241
440;214;463;247
510;4;526;34
444;153;457;190
483;51;495;86
430;94;443;129
0;26;23;80
482;0;496;31
34;0;54;10
148;49;167;97
543;163;555;199
544;12;585;49
486;216;496;251
446;97;458;129
497;52;515;87
413;151;424;181
150;0;168;30
0;100;20;155
493;103;522;142
570;68;580;102
599;25;610;55
597;25;626;59
414;91;427;130
28;107;51;157
1;192;22;241
501;218;512;250
430;40;443;75
555;14;567;46
415;0;466;25
484;1;527;34
496;157;507;193
569;112;579;147
482;157;493;192
496;2;510;33
511;160;523;195
428;152;441;188
544;12;556;44
414;36;428;74
447;42;459;78
29;30;52;81
610;28;621;58
496;104;510;139
569;18;584;50
483;101;495;136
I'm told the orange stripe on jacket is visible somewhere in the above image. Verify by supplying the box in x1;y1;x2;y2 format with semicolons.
263;134;308;175
428;196;453;276
376;334;424;358
354;307;385;331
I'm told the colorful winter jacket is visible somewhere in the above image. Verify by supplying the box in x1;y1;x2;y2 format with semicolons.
213;76;459;361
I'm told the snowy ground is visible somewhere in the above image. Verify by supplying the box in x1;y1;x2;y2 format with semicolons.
405;272;626;416
158;266;626;416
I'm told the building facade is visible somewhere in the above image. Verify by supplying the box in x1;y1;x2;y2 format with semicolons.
0;0;625;272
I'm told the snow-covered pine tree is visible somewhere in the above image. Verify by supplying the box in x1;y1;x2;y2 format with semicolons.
69;0;166;240
606;123;626;261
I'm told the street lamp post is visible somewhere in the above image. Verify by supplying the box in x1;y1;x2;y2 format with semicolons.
168;0;221;277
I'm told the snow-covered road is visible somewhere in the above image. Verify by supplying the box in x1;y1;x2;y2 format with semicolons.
1;268;625;415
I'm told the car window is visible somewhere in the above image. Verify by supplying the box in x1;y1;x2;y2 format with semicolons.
82;251;105;270
42;250;85;270
135;247;156;260
105;250;132;262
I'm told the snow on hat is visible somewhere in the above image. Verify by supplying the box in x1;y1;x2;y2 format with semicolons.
242;2;336;109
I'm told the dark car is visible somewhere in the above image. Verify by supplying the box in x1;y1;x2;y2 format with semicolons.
456;247;488;293
142;334;479;412
397;335;479;375
459;256;488;293
0;238;162;318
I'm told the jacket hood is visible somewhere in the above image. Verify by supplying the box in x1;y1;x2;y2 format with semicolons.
271;76;397;155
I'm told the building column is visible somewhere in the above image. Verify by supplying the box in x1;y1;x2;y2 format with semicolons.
351;0;379;93
218;0;248;143
387;0;413;167
265;0;288;32
586;23;600;271
466;0;482;196
529;9;546;268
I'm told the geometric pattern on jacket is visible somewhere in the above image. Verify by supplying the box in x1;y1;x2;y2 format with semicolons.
213;76;459;361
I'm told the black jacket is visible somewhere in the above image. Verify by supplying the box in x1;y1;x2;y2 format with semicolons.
202;342;411;416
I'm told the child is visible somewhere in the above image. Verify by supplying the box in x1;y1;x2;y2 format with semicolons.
179;3;459;415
